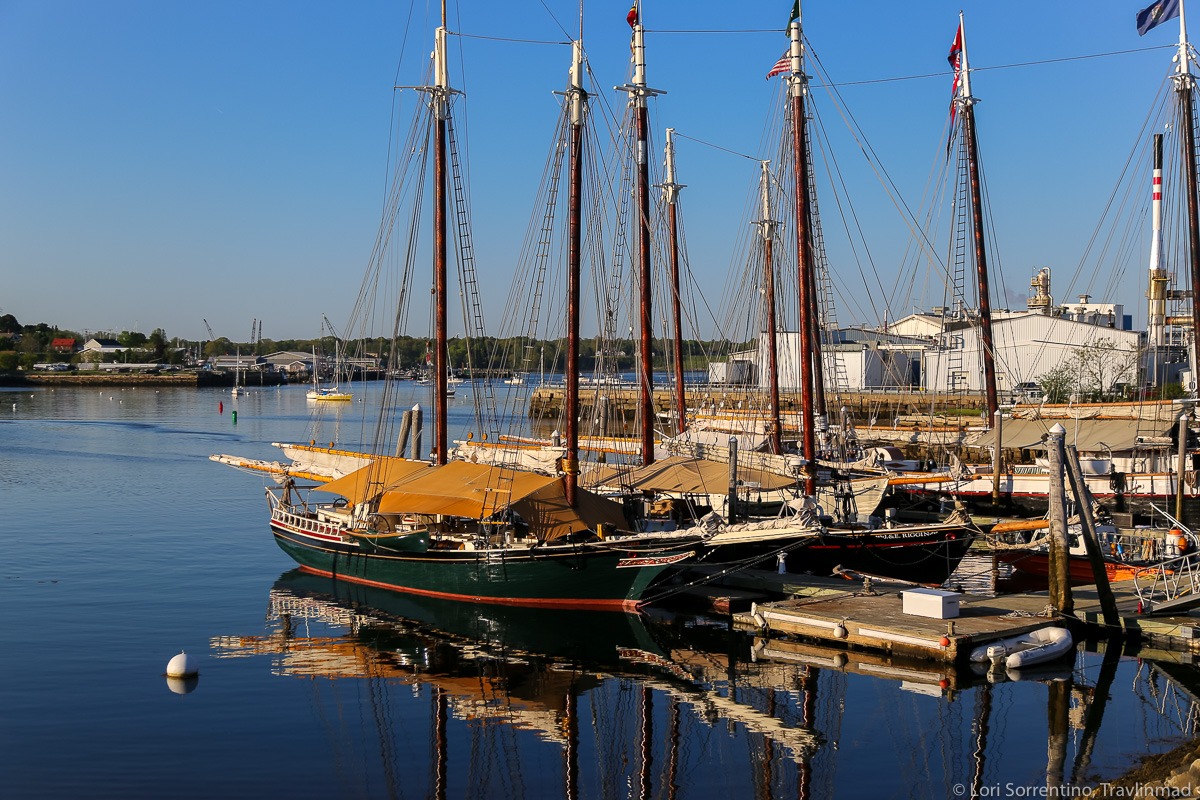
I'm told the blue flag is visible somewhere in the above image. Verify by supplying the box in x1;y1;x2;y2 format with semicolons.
1137;0;1180;35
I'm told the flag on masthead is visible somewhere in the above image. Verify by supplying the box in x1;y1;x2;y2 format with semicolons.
948;21;963;124
766;51;790;79
1136;0;1180;35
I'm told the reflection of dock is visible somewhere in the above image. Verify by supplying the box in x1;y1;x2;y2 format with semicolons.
751;637;971;694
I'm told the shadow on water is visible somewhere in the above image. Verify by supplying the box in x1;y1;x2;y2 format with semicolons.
206;570;1200;798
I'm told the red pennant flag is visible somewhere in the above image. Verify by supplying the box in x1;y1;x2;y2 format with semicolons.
626;2;638;28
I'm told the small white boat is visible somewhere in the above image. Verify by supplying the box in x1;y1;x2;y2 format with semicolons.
969;626;1074;669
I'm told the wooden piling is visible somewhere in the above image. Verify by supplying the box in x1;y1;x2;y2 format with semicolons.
1065;444;1120;628
1046;424;1073;616
396;409;412;457
410;404;423;461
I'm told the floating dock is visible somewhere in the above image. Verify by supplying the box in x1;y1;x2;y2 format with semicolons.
733;583;1057;664
701;567;1200;663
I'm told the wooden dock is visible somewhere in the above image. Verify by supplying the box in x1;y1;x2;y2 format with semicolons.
734;583;1057;664
699;566;1200;664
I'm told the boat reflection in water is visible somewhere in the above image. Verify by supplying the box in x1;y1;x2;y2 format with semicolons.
210;571;1200;797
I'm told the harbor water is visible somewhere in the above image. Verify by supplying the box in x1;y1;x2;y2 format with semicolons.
4;383;1200;798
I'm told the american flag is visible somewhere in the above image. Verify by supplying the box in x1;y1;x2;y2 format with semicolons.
766;51;790;80
948;22;963;123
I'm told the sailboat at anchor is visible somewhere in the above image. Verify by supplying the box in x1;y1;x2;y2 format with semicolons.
211;4;704;610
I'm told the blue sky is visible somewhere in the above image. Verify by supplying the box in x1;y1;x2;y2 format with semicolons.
0;1;1181;342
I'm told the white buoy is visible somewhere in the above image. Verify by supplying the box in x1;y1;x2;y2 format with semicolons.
166;650;199;678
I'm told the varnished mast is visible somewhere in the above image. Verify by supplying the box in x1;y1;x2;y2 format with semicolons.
786;14;817;493
432;14;451;464
618;4;664;466
565;40;586;506
954;13;999;421
1174;8;1200;384
756;160;784;455
662;128;688;436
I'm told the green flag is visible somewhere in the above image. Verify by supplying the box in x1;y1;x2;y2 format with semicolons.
788;0;799;28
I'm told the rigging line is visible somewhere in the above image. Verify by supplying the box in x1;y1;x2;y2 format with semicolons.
646;27;780;33
534;0;574;41
450;30;571;46
672;130;761;162
815;43;1176;90
804;42;953;295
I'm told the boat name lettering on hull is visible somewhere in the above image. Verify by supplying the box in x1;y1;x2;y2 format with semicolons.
617;552;691;569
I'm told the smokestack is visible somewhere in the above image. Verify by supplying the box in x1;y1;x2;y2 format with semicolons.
1148;134;1169;366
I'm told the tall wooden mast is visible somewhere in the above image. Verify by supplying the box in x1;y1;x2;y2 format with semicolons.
618;5;664;466
954;13;999;421
787;15;817;493
432;12;451;464
662;128;688;436
756;160;784;455
1174;8;1200;385
564;40;586;506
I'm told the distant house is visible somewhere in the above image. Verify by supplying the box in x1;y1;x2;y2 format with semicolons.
51;338;77;353
81;338;126;355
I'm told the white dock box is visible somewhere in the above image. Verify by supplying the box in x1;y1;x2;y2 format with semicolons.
901;588;961;619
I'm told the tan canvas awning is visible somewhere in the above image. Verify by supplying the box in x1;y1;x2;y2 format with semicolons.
374;461;560;518
510;483;628;540
968;417;1176;452
312;456;431;504
370;461;625;541
585;455;798;494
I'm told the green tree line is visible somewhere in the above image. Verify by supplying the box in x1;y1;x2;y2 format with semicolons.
0;314;741;374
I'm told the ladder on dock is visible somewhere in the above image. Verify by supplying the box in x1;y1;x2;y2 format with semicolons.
1133;551;1200;614
1132;505;1200;615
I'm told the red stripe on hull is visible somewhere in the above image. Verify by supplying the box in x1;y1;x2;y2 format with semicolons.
293;565;643;612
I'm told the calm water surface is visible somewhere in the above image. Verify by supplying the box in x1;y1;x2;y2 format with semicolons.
3;384;1199;799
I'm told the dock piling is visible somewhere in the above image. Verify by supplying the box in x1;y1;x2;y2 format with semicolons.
1065;444;1120;628
1046;424;1073;616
